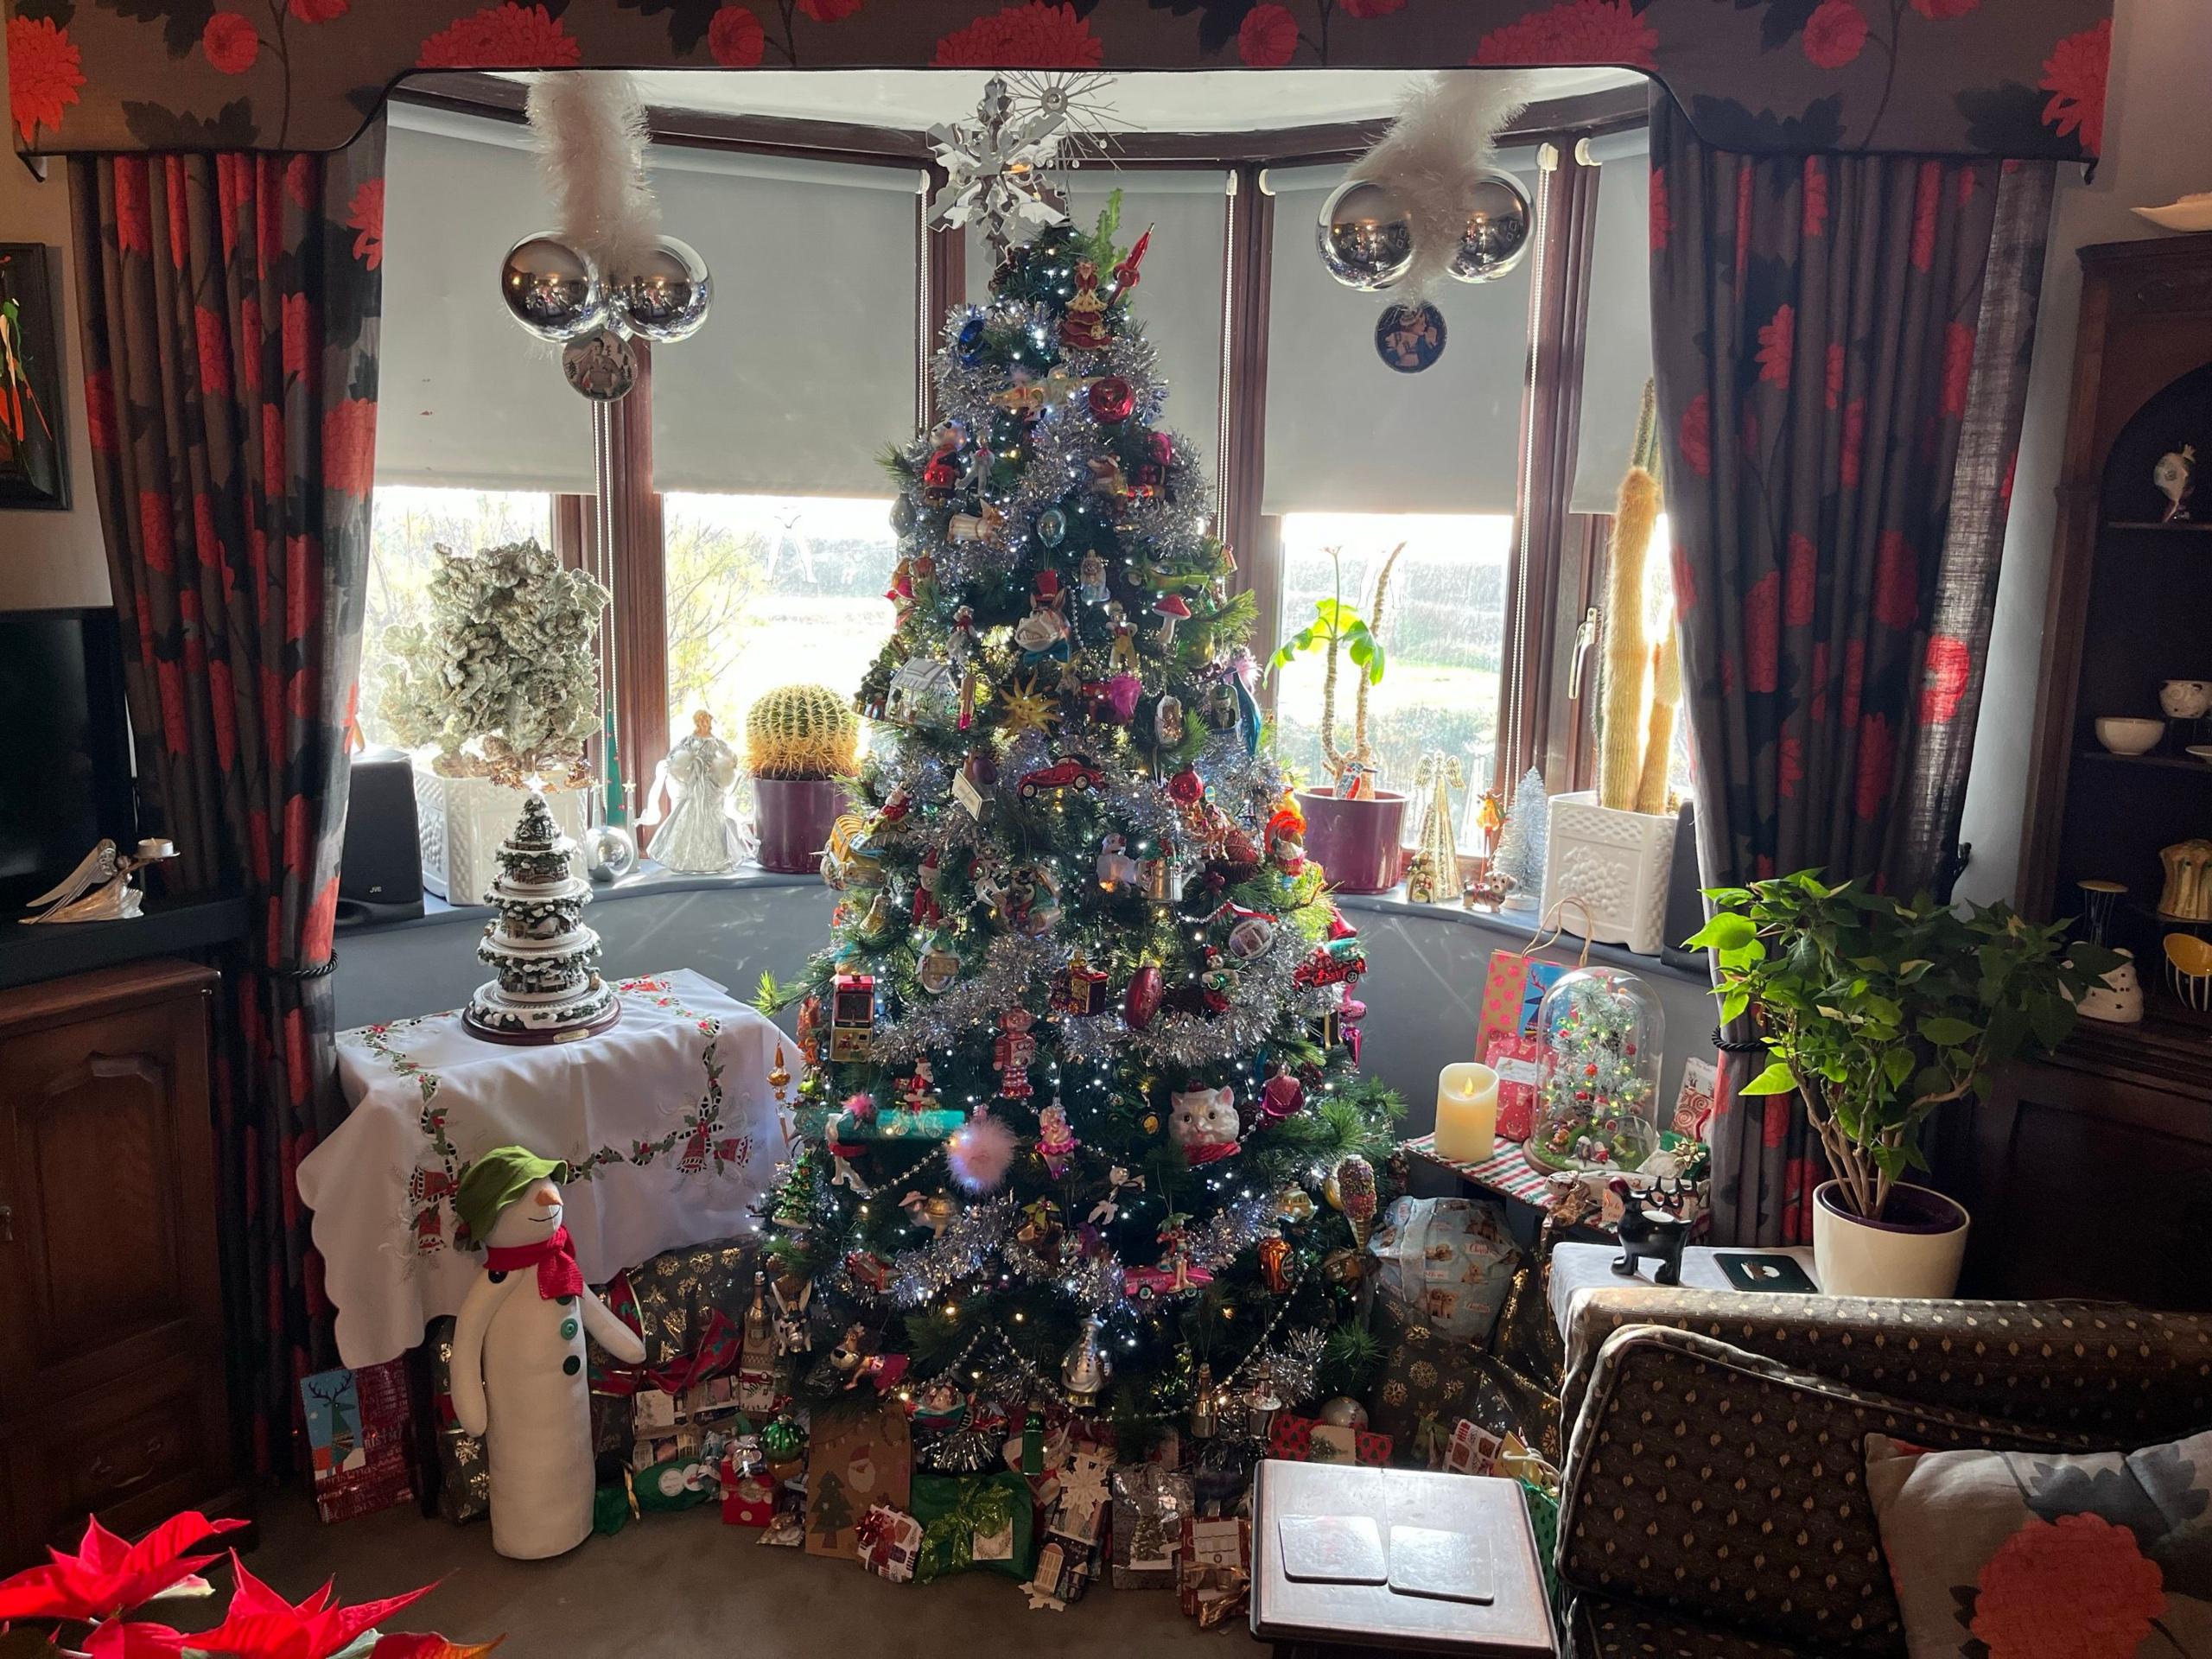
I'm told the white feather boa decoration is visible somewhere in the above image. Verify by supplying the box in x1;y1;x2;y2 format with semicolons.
1349;73;1534;302
524;73;659;279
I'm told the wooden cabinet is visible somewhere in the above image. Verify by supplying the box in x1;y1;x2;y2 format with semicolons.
0;959;242;1567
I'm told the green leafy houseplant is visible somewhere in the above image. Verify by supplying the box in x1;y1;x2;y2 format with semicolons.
1268;542;1403;791
1686;872;2120;1224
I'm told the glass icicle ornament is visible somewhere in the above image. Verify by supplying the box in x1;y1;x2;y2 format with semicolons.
1522;966;1664;1174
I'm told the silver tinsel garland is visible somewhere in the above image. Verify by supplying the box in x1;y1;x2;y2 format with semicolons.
887;1192;1017;1309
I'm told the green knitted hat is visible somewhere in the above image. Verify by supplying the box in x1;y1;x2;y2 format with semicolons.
455;1146;569;1244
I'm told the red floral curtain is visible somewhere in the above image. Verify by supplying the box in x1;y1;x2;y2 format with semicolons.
1648;93;2053;1244
70;126;383;1473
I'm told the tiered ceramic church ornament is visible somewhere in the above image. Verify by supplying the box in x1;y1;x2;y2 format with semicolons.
449;1147;646;1559
462;791;622;1044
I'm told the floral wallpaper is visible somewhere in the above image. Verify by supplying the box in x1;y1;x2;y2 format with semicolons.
8;0;2110;161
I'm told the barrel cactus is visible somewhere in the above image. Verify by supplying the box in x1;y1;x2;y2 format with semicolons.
745;684;861;780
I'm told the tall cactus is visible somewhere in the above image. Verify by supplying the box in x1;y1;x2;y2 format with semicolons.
1599;382;1662;811
745;683;861;780
1634;629;1680;817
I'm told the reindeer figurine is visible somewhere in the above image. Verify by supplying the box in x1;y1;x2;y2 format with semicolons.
1608;1176;1691;1286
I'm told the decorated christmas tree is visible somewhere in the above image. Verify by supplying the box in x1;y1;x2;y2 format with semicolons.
766;201;1400;1436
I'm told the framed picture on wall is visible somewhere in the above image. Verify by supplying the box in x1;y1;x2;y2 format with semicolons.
0;244;69;509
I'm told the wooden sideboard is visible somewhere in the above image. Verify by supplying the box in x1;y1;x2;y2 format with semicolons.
0;958;244;1567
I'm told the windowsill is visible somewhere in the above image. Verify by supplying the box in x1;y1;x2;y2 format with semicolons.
342;862;1709;987
1332;886;1709;985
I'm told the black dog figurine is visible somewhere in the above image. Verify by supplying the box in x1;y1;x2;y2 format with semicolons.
1609;1177;1691;1286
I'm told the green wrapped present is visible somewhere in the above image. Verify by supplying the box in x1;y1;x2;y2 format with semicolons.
1521;1479;1560;1605
911;1471;1035;1582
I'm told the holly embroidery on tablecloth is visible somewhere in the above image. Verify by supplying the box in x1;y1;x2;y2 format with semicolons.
356;979;745;1259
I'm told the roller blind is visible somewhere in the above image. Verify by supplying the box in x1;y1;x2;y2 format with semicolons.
648;148;924;497
1571;128;1658;515
1262;150;1539;516
376;103;596;493
967;169;1230;484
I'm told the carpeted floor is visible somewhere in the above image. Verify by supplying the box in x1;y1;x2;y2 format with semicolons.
226;1491;1252;1656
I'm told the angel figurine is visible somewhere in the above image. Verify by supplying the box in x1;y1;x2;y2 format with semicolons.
20;837;178;925
640;711;749;874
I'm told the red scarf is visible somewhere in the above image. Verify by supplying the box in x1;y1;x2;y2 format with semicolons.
483;1224;585;1300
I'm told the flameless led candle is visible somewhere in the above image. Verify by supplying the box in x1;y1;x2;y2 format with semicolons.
1434;1062;1501;1163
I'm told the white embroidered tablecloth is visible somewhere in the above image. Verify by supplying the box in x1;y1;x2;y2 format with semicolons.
301;969;786;1369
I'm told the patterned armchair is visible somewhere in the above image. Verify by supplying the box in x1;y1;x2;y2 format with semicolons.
1552;1291;2212;1657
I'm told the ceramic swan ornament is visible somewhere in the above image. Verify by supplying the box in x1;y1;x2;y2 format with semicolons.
449;1147;645;1560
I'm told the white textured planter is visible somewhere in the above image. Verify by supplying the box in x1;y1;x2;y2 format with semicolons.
1539;791;1680;956
1811;1180;1969;1299
413;766;588;901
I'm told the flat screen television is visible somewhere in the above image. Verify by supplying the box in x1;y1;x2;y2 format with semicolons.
0;607;137;913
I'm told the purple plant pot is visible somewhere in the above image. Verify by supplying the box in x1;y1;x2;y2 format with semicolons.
1295;788;1410;895
753;777;848;874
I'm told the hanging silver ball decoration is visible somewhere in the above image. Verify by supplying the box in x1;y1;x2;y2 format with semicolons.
500;233;605;341
582;822;639;884
1449;170;1534;284
611;236;713;343
562;327;639;402
1316;178;1414;291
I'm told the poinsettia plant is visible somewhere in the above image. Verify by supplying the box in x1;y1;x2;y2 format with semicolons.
1686;872;2120;1224
0;1511;499;1659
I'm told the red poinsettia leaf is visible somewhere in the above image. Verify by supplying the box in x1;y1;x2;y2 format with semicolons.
0;1561;82;1622
179;1610;315;1659
83;1618;192;1658
315;1581;438;1653
367;1635;506;1659
219;1557;302;1621
119;1513;247;1592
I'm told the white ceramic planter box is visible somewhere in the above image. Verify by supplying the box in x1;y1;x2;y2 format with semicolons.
1540;791;1680;957
413;766;588;901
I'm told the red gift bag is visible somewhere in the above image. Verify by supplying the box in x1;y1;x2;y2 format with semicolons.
1483;1030;1543;1141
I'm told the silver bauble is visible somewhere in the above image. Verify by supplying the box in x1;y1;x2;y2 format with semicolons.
612;236;712;343
562;328;639;402
583;822;638;884
1316;178;1414;291
1449;170;1533;283
500;233;605;341
1316;1395;1370;1430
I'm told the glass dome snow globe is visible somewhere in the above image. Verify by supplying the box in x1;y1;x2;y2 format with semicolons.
1522;965;1665;1174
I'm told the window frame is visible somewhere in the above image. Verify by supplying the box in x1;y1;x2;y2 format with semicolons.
393;72;1649;844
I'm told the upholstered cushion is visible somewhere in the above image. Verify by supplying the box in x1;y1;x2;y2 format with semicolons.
1568;1594;1852;1658
1559;1325;2095;1656
1865;1430;2212;1658
1560;1294;2212;1446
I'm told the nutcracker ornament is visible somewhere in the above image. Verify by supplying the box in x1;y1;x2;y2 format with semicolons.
448;1148;647;1560
995;1007;1039;1097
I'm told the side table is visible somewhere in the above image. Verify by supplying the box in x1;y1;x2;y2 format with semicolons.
1546;1241;1821;1342
1251;1461;1554;1658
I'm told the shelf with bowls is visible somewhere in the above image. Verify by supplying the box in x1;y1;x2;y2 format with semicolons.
2076;749;2212;773
2102;519;2212;533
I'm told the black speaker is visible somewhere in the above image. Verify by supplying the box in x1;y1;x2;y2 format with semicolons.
1661;798;1707;972
337;746;424;927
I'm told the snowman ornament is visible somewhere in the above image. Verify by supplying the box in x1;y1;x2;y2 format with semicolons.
449;1147;645;1560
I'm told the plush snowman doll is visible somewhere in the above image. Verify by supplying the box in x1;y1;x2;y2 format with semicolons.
449;1147;645;1560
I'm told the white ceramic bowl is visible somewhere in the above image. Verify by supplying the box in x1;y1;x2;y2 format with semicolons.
2188;746;2212;766
2096;716;2166;755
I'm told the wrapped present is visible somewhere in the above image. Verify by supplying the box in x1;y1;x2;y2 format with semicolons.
301;1362;416;1523
427;1317;490;1525
856;1503;925;1582
1367;1196;1520;1343
721;1463;779;1528
1110;1463;1192;1588
1443;1418;1504;1477
1267;1413;1392;1466
1179;1515;1251;1629
1370;1306;1562;1471
912;1470;1035;1582
1024;1538;1090;1611
806;1405;911;1560
1472;950;1566;1074
1483;1030;1543;1141
633;1454;717;1514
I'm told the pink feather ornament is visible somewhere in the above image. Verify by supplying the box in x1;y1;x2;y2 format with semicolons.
947;1110;1018;1192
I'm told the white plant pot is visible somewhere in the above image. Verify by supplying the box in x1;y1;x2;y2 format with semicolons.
1539;791;1680;956
413;765;588;901
1811;1180;1969;1299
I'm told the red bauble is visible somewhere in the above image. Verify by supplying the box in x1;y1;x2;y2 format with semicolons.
1088;376;1135;424
1125;963;1165;1029
1148;430;1174;466
1166;768;1205;807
